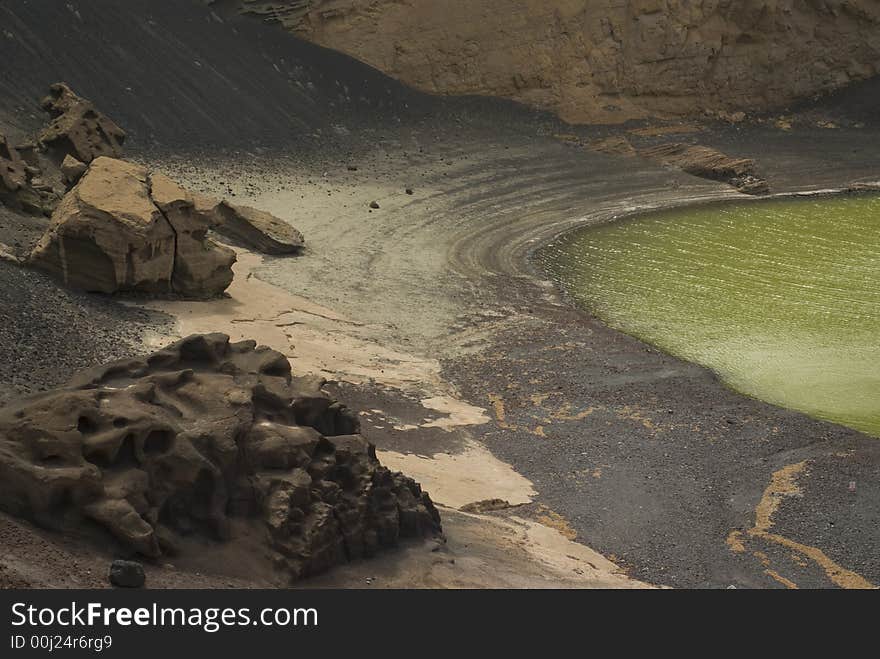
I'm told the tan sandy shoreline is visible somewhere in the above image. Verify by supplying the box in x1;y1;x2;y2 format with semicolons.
124;136;682;589
117;122;880;589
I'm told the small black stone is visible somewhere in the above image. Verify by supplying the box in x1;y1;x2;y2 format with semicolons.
369;200;380;209
109;559;145;588
405;188;413;195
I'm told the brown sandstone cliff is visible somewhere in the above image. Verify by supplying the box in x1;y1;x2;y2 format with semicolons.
228;0;880;123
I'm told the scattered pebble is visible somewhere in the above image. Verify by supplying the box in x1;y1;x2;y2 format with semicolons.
109;559;145;588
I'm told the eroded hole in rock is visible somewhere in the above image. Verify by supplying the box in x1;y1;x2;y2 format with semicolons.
83;433;138;470
45;488;74;514
143;429;173;455
260;356;291;378
77;416;96;434
112;417;128;428
159;499;194;536
192;470;214;512
178;336;221;364
116;434;137;466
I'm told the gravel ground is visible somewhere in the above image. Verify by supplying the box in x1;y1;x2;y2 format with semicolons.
0;260;171;406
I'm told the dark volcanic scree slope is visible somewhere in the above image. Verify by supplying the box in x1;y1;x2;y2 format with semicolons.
0;0;439;147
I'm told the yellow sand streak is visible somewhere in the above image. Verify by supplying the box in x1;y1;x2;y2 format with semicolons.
731;460;876;589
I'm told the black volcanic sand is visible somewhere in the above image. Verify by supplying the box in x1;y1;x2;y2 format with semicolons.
438;123;880;589
0;0;554;151
448;301;880;588
1;0;879;589
0;260;171;406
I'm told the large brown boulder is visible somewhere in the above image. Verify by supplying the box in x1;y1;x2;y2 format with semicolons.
208;200;305;255
29;157;176;294
38;83;126;164
0;334;441;581
28;157;235;297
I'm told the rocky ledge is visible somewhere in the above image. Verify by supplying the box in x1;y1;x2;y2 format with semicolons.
640;142;769;195
0;333;441;582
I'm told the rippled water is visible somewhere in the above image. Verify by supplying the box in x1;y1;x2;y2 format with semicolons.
541;194;880;436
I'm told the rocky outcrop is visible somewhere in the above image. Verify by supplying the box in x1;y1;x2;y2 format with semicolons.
2;82;123;219
0;333;440;581
234;0;880;124
0;134;58;216
207;200;305;255
640;142;769;194
29;157;235;297
588;135;637;158
38;83;126;163
150;174;238;297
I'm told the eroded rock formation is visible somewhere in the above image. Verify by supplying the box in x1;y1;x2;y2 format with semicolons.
0;333;441;581
233;0;880;124
0;134;58;215
2;82;125;219
207;200;305;255
29;157;235;297
38;82;126;164
640;142;769;194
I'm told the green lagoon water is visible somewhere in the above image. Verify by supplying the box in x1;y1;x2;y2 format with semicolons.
541;195;880;436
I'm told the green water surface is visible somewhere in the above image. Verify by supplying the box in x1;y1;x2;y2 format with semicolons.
541;195;880;436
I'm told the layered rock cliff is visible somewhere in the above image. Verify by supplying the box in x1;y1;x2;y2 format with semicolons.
229;0;880;123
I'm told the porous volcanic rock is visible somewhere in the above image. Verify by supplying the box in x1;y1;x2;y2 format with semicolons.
238;0;880;124
0;134;31;208
38;83;126;164
0;333;441;581
208;200;305;255
0;134;53;216
1;82;124;219
28;157;235;297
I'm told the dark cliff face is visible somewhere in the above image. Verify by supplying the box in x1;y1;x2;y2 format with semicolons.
231;0;880;124
0;0;435;149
